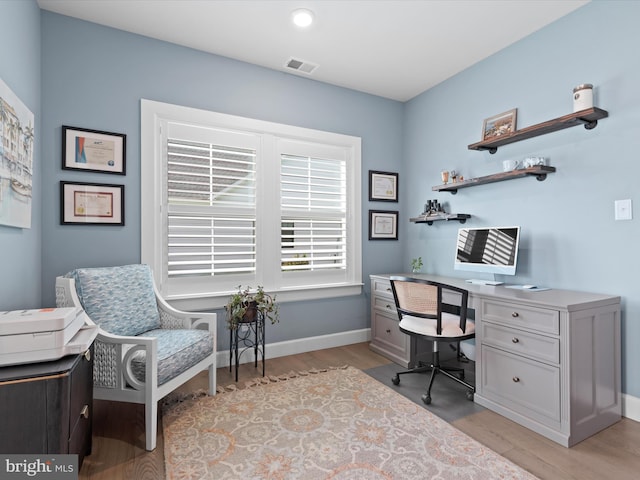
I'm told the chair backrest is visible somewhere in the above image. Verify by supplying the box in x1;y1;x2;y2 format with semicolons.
65;264;161;336
390;276;470;335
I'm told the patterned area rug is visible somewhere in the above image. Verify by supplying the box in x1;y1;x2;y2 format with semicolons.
163;366;538;479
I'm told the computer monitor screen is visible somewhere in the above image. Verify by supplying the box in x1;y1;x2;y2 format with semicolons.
454;226;520;276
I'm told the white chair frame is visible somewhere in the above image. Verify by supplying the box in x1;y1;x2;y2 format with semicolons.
56;276;216;451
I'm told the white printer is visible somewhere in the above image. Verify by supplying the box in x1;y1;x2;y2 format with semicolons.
0;307;98;366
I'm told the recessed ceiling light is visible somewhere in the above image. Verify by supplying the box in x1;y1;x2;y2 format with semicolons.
292;8;314;28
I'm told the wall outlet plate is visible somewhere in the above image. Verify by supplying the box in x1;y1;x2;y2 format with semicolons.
615;199;632;220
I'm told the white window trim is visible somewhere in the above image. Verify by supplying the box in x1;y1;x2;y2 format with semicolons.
141;99;362;310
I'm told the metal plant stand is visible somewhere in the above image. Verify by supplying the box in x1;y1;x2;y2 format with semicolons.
229;310;266;382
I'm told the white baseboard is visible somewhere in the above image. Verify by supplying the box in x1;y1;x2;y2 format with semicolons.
217;328;371;369
216;328;640;424
623;393;640;422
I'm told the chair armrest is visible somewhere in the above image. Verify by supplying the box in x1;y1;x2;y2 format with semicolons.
152;281;217;333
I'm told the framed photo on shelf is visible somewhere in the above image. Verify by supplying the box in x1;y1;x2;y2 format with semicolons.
62;125;126;175
369;210;398;240
369;170;398;202
482;108;517;141
60;181;124;225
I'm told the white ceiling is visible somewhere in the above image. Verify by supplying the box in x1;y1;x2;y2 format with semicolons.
37;0;589;102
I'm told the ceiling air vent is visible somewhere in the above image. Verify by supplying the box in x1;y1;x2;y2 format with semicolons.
285;57;318;75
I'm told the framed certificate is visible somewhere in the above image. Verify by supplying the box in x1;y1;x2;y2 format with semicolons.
62;125;126;175
60;181;124;225
369;170;398;202
368;210;398;240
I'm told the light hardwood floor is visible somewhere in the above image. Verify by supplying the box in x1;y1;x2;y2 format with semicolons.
79;342;640;479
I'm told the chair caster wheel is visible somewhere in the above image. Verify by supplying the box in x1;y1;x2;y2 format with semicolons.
421;394;432;405
466;391;474;401
391;375;400;386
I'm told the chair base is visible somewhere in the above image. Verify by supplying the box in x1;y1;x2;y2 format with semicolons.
391;353;475;405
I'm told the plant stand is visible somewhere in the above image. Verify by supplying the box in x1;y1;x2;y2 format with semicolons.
229;310;266;382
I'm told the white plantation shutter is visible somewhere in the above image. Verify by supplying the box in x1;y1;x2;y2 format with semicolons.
141;100;361;308
165;123;259;284
280;154;347;273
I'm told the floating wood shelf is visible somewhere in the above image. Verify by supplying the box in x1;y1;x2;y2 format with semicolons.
432;165;556;194
410;213;471;225
468;107;608;154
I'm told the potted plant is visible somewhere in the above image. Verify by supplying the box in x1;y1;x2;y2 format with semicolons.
225;285;279;330
411;257;423;273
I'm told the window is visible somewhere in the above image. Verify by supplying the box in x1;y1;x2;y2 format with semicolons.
141;100;362;310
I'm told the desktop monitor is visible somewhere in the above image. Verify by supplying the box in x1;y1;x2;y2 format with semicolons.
454;226;520;276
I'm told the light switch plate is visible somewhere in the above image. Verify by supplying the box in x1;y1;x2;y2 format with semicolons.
615;199;632;220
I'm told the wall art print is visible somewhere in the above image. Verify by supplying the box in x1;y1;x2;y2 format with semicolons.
0;77;35;229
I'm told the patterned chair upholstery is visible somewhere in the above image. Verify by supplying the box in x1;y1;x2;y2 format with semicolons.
56;264;216;451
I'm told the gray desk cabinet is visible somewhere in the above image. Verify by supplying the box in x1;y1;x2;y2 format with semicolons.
370;273;621;447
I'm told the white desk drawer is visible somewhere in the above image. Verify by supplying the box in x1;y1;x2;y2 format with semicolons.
371;311;407;358
481;345;560;428
482;322;560;364
482;299;559;335
373;296;396;314
372;278;393;299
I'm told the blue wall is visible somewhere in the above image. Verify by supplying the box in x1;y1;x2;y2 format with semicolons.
38;11;404;347
403;1;640;397
1;1;637;399
0;0;41;310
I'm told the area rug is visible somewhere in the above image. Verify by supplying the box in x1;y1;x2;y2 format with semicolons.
163;366;538;480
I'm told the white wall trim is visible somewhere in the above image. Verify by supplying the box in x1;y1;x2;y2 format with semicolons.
217;328;371;368
622;393;640;422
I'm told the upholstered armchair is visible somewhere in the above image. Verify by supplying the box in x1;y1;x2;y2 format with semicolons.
55;264;216;451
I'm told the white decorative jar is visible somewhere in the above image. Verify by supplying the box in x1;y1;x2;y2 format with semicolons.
573;84;593;112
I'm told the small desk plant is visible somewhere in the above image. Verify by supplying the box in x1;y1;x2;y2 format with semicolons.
225;285;280;329
411;257;423;273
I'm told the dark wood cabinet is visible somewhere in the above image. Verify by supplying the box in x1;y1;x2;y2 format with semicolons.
0;349;93;467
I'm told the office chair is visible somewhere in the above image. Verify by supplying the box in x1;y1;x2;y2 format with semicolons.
389;276;475;405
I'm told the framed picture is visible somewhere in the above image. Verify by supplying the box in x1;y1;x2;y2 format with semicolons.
60;181;124;225
482;108;517;141
369;210;398;240
369;170;398;202
62;125;126;174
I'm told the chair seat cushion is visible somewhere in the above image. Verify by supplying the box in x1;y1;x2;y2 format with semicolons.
400;313;475;338
67;264;161;337
131;329;214;386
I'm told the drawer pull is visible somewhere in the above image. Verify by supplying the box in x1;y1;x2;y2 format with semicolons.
511;312;520;318
80;405;90;419
386;329;391;333
386;287;392;292
512;337;520;343
512;376;520;383
83;350;91;362
386;304;392;309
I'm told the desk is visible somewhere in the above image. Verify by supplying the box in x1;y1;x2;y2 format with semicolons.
370;274;621;447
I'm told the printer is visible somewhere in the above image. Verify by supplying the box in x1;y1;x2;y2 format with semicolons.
0;307;98;366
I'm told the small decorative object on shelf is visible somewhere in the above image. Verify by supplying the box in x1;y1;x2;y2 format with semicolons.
573;84;593;112
441;170;449;184
482;108;517;141
411;199;470;224
411;257;423;273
